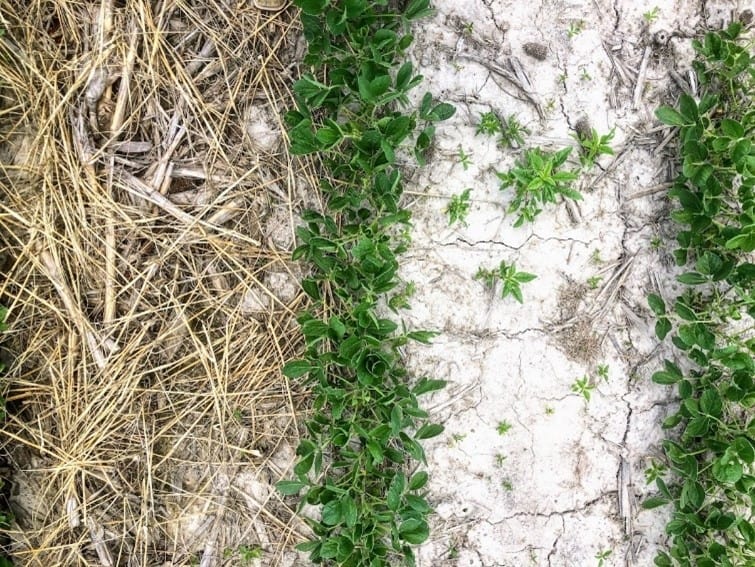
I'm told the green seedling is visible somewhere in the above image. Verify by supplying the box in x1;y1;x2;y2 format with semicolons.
590;249;603;265
579;66;592;81
450;432;467;445
476;110;502;136
643;459;667;484
587;275;602;289
496;420;512;436
596;363;609;381
499;114;530;148
474;260;537;303
575;127;615;169
645;22;755;566
567;20;584;38
571;376;594;402
458;146;472;170
650;235;662;250
497;147;582;227
445;188;472;227
388;281;416;313
544;406;555;415
495;453;507;466
595;549;612;567
280;1;455;564
501;479;514;491
224;545;263;563
643;7;660;23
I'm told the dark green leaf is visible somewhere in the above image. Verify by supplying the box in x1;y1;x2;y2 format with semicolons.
283;360;313;378
409;471;428;490
412;378;446;396
276;480;306;495
415;423;444;440
655;106;688;127
295;0;329;15
398;518;429;544
321;500;342;526
676;272;708;285
647;294;666;316
643;496;671;509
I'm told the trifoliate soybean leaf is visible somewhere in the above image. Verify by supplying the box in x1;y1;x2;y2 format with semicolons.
283;360;313;378
408;471;429;490
405;0;433;20
733;437;755;463
680;479;704;510
656;317;672;340
677;272;707;285
700;388;723;417
412;378;446;396
647;294;666;316
428;103;456;121
720;118;744;138
652;371;681;385
398;518;429;544
642;496;671;509
387;472;405;511
295;0;329;15
678;94;699;123
321;500;342;526
415;423;444;440
406;494;431;513
276;480;306;495
725;232;755;252
655;106;688;127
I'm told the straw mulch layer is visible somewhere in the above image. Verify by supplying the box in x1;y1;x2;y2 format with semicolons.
0;1;314;564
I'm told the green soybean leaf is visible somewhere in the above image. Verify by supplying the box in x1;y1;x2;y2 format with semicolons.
296;0;329;15
414;423;444;440
677;272;708;285
398;518;430;544
648;294;666;316
643;496;671;509
321;500;342;526
655;317;672;340
720;118;744;138
699;388;722;417
733;437;755;463
655;106;688;127
412;378;447;396
409;471;429;490
405;0;433;20
678;94;699;123
276;480;306;495
283;360;313;378
653;370;681;385
680;480;705;510
387;473;405;511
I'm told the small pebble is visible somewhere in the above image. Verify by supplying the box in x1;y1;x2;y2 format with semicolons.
740;9;753;26
522;42;548;61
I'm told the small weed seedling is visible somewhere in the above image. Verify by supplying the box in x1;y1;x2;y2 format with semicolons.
457;146;472;170
596;363;609;381
571;376;594;402
595;549;612;567
224;545;263;564
643;459;667;484
587;275;602;289
388;281;416;313
501;479;514;491
497;147;582;227
544;405;555;415
575;127;615;169
499;114;530;148
450;432;467;446
643;7;660;23
567;20;584;39
474;260;537;303
496;420;512;436
445;188;472;227
495;453;507;467
589;248;603;265
650;235;662;250
476;110;502;136
578;66;592;82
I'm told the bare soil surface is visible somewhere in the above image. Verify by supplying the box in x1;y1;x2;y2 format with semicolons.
0;1;749;566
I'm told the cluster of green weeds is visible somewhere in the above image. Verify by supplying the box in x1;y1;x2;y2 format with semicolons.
645;22;755;567
279;1;453;565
